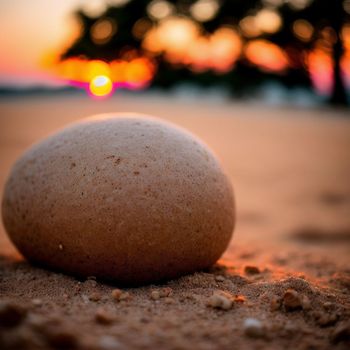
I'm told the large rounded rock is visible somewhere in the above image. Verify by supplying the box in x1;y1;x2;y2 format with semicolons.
2;114;235;285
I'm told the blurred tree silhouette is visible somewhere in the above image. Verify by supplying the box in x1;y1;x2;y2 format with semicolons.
61;0;349;105
267;0;349;105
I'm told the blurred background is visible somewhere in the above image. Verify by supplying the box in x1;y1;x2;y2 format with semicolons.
0;0;350;105
0;1;350;263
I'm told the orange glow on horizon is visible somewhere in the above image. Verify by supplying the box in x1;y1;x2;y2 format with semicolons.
86;60;111;82
245;40;289;72
53;56;156;95
124;58;155;88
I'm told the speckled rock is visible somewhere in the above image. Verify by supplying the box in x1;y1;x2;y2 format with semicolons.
1;114;235;285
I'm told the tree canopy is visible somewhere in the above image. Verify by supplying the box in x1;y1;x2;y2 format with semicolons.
61;0;350;105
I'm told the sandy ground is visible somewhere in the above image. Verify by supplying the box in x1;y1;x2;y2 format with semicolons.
0;93;350;349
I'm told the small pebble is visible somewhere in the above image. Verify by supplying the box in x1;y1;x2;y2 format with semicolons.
180;292;195;302
149;288;173;300
111;289;122;300
244;265;260;275
32;298;43;306
119;292;131;301
234;295;246;303
283;289;302;311
95;308;114;325
85;279;97;288
81;294;90;303
243;318;264;338
159;287;173;297
323;301;335;310
301;295;311;310
111;289;131;301
150;290;160;300
0;301;27;328
98;335;122;350
270;296;281;311
74;283;81;295
215;275;225;282
89;292;101;302
207;290;233;310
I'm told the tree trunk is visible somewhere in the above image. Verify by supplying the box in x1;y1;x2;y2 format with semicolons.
329;34;348;106
329;4;348;106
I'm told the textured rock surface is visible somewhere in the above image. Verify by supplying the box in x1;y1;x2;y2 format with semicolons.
1;114;235;284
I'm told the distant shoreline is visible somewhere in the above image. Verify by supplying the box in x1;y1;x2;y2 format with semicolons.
0;82;338;109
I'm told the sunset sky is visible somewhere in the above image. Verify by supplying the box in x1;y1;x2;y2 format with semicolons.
0;0;348;96
0;0;295;88
0;0;86;87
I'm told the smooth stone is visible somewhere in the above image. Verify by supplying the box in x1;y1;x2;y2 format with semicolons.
2;114;235;285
